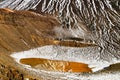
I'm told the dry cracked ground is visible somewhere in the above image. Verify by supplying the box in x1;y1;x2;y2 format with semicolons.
0;8;120;80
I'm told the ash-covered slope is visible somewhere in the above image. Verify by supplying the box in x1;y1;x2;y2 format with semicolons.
0;0;40;10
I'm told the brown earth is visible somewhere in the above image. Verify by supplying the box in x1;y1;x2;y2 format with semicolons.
0;8;60;53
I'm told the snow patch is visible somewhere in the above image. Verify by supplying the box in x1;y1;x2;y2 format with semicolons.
10;45;120;79
10;45;119;72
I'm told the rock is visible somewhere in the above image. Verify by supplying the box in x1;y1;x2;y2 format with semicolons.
0;62;24;80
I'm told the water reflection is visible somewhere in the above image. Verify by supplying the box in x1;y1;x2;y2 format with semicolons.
20;58;92;72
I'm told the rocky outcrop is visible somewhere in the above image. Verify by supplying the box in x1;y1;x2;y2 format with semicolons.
0;62;24;80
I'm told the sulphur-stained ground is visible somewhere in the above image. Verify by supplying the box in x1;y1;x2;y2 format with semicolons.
0;8;120;80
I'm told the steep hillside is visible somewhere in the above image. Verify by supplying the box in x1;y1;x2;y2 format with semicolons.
0;8;60;53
